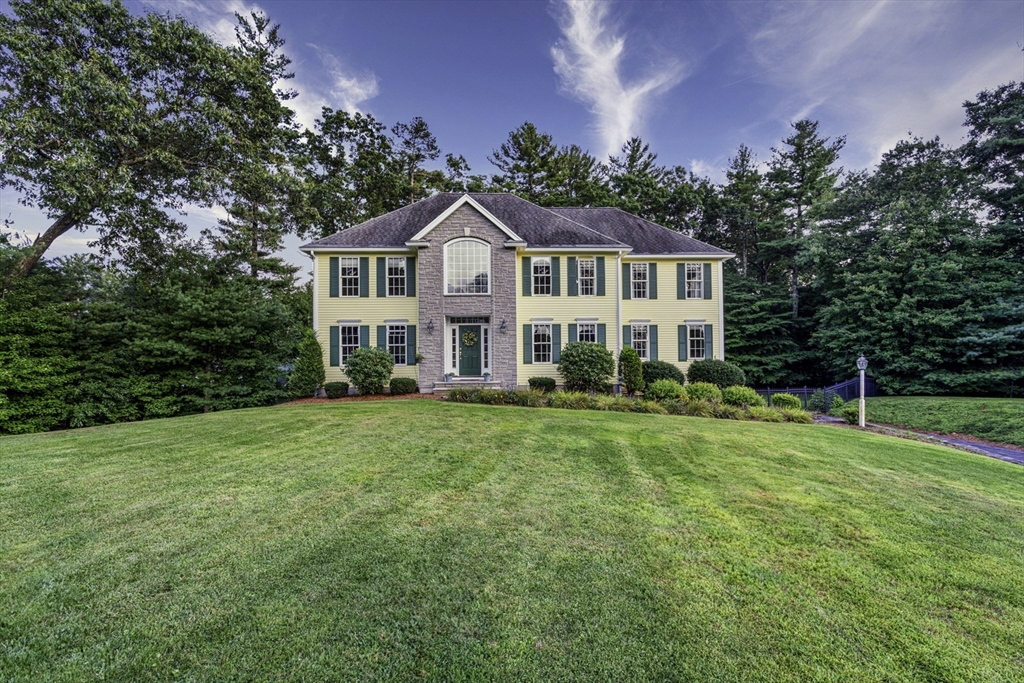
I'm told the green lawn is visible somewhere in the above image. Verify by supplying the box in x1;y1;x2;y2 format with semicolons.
2;402;1023;681
866;396;1024;448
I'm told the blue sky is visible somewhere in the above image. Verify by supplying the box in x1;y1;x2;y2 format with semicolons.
2;0;1022;270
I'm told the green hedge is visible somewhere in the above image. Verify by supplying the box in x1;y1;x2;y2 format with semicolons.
324;382;349;399
389;378;417;395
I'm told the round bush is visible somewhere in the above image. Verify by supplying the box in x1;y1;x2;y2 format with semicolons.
686;359;746;389
645;379;686;402
343;347;394;395
642;360;687;387
806;389;827;412
770;392;802;410
528;377;556;393
558;341;616;393
722;385;765;407
324;381;349;399
619;347;644;396
684;381;722;403
389;378;417;395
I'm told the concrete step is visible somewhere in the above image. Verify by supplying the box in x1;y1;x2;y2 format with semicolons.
431;380;502;394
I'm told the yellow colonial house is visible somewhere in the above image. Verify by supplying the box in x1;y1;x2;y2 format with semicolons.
300;193;733;393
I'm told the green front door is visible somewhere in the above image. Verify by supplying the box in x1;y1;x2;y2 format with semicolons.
458;325;482;376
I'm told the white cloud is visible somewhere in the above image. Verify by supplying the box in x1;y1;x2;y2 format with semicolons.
689;158;726;184
551;0;686;159
290;46;380;131
142;0;257;45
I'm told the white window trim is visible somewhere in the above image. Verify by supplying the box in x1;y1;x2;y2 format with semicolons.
532;323;553;364
685;262;703;300
577;322;597;343
339;325;360;366
339;256;360;298
386;257;406;298
387;324;407;366
631;262;649;300
444;237;491;296
687;324;706;361
578;257;596;297
631;323;650;361
532;256;553;297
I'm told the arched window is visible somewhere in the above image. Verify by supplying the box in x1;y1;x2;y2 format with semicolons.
445;239;490;294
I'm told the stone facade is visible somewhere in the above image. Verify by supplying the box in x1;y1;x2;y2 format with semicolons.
416;205;518;391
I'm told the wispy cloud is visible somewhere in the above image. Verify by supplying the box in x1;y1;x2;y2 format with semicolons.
551;0;686;159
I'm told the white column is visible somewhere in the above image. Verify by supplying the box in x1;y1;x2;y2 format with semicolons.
717;260;725;360
859;370;866;427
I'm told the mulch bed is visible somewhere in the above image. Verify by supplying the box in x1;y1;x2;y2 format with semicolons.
278;393;444;407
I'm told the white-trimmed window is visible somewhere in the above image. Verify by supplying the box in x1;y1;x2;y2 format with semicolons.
631;324;649;361
340;325;360;364
387;325;407;366
340;257;359;297
532;257;552;295
686;263;703;299
688;325;705;360
445;239;490;294
533;324;552;364
578;258;596;296
577;323;597;343
387;257;406;297
631;263;648;299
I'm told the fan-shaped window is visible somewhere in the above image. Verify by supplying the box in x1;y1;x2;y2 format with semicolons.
445;239;490;295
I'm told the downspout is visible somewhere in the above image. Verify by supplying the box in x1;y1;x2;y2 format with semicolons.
616;250;623;393
310;251;318;334
717;259;725;360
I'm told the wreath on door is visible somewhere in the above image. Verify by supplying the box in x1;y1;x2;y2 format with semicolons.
461;331;478;347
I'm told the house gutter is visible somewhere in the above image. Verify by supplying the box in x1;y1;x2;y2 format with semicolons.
310;250;318;334
616;249;624;393
718;260;726;360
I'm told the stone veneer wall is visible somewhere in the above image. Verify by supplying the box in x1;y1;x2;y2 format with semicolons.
416;205;518;391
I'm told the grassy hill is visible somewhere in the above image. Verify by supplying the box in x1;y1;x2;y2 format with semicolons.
2;401;1022;681
866;396;1024;448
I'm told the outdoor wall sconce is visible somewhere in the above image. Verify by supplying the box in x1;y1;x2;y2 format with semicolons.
499;319;507;333
427;320;434;333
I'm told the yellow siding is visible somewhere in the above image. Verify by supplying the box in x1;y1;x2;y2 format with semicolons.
621;257;721;377
515;253;619;384
314;252;419;384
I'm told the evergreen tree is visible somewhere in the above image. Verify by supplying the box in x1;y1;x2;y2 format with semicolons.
488;122;559;202
723;269;799;387
289;329;326;398
608;138;671;222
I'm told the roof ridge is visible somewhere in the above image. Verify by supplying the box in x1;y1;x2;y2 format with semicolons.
530;201;631;248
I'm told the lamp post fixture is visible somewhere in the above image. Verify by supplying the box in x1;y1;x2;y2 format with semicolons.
856;354;868;427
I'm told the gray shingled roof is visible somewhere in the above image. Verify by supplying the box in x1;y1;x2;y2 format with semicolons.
301;193;730;256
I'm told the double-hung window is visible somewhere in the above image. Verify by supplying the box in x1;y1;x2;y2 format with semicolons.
578;258;596;296
688;325;705;361
340;257;360;297
685;263;703;299
387;257;406;297
577;323;597;343
340;325;360;364
533;257;552;295
631;324;649;361
388;324;407;365
631;263;648;299
533;324;552;363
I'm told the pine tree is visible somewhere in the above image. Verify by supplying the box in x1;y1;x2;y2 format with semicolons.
289;329;326;399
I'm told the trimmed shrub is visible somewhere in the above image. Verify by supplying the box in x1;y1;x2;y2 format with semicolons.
747;406;783;422
633;400;668;415
645;379;686;402
619;347;644;396
684;399;716;418
514;389;546;408
288;329;326;398
548;391;593;410
722;385;766;408
770;392;802;410
687;359;746;389
840;404;861;425
324;381;349;399
807;389;827;412
446;388;478;403
780;408;814;424
830;394;846;413
714;403;747;420
528;377;556;393
684;382;722;404
473;389;518;405
558;341;616;393
389;378;417;395
642;360;687;387
343;347;394;395
591;394;636;412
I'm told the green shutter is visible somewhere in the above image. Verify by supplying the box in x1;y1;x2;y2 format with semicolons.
329;326;340;366
677;263;685;299
649;263;658;300
522;257;532;296
567;257;578;296
569;323;577;342
596;256;606;296
597;323;607;347
622;263;631;300
376;257;386;297
622;325;631;347
523;324;532;364
406;257;416;297
678;325;687;361
329;257;339;298
704;324;713;359
407;325;416;364
359;325;369;348
377;325;386;349
703;263;712;300
359;257;369;297
551;257;561;296
552;324;561;362
649;325;658;360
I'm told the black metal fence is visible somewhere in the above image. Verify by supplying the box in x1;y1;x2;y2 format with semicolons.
755;377;876;409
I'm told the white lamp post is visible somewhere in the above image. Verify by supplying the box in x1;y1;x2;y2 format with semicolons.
856;354;868;427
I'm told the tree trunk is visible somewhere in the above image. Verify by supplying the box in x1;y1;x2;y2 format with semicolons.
3;212;80;296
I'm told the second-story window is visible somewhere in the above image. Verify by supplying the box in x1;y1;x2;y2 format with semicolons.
387;257;406;297
533;257;552;295
631;263;648;299
445;239;490;294
340;257;359;297
578;258;595;296
686;263;703;299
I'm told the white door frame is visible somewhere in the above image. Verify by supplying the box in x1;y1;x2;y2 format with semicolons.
445;317;491;377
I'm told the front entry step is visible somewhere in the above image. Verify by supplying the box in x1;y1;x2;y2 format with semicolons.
432;380;502;395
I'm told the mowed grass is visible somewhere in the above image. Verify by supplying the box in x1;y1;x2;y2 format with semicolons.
2;402;1023;682
866;396;1024;448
